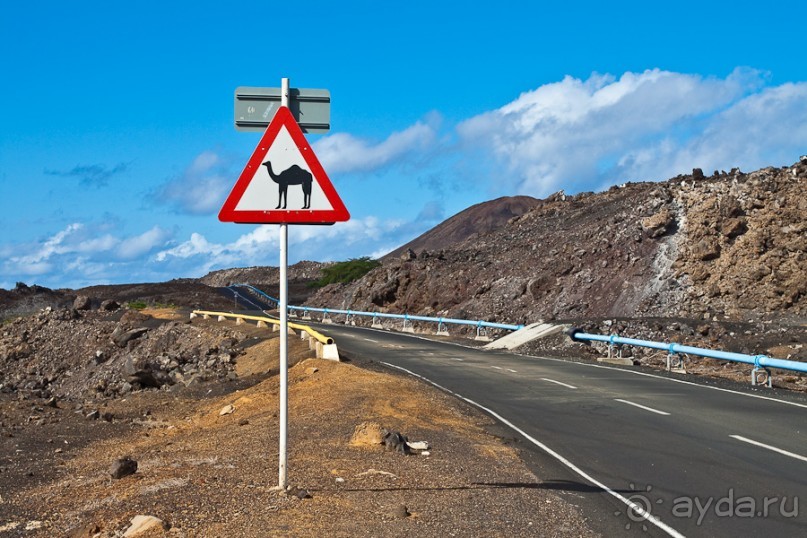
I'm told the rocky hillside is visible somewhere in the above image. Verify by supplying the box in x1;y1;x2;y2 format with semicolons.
308;161;807;326
199;261;328;288
199;261;329;305
384;196;541;260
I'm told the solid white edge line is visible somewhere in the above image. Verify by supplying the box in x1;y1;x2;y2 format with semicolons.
541;378;578;389
614;399;671;416
381;361;686;538
730;435;807;463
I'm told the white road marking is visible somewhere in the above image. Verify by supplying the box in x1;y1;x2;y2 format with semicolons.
614;399;670;416
730;435;807;463
363;338;379;343
516;352;807;410
507;369;518;373
380;361;685;538
491;366;503;370
450;358;464;362
541;378;577;389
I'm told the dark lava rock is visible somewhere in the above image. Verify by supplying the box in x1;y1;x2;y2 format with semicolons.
112;327;149;348
100;300;120;311
110;456;138;479
382;431;411;455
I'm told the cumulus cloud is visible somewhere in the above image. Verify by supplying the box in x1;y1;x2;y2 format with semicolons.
456;68;807;196
45;162;129;187
153;151;233;214
116;226;172;259
1;222;175;285
155;216;415;275
313;116;440;174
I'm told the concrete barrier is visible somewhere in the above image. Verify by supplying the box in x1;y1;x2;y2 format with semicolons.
484;322;564;350
191;310;338;362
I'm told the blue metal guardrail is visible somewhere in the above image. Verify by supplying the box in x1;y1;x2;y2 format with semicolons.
567;328;807;387
229;283;524;337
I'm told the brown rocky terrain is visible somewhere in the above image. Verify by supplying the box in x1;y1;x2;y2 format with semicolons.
384;196;541;260
0;311;596;537
312;162;806;323
306;161;807;371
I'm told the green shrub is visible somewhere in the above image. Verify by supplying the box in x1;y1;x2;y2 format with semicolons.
127;301;148;310
310;257;380;288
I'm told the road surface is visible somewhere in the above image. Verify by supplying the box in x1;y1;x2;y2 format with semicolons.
311;321;806;537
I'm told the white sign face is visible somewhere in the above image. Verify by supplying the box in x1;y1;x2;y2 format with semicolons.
218;105;349;224
234;126;334;212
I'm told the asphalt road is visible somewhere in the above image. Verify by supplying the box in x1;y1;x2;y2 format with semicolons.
306;322;807;537
225;287;806;536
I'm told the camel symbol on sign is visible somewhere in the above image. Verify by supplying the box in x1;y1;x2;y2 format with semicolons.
262;160;312;209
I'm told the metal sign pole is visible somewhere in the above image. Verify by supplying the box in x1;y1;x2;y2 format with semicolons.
278;76;290;490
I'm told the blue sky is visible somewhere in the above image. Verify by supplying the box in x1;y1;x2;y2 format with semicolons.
2;1;806;289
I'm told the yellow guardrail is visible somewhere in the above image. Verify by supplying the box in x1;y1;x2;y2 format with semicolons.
191;310;334;345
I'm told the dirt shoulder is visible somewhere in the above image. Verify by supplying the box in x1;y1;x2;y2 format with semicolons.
0;314;596;537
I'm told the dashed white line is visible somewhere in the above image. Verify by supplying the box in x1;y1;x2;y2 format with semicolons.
450;358;464;362
507;368;518;373
491;366;503;370
614;399;670;416
541;378;577;389
380;361;685;538
363;338;379;343
730;435;807;463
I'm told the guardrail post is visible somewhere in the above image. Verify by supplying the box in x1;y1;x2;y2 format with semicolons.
371;314;382;329
475;322;492;342
751;356;773;388
322;309;332;324
302;309;311;320
436;318;449;336
402;314;415;333
345;311;354;326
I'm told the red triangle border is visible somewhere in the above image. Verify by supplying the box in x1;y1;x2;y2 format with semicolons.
218;106;350;224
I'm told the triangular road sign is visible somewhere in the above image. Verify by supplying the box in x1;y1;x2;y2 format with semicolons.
218;106;350;224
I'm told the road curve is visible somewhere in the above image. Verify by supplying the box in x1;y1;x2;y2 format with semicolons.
311;322;806;538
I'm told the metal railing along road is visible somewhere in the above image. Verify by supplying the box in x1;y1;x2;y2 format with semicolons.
230;283;524;337
568;328;807;387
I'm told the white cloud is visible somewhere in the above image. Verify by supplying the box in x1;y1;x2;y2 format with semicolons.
456;68;806;196
154;151;234;214
116;226;172;259
1;222;177;287
313;118;439;174
155;216;412;275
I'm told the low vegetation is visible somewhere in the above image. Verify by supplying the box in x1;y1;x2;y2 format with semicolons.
310;257;380;288
125;301;177;311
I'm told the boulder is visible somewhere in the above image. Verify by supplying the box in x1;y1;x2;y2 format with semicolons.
122;515;166;537
382;430;411;455
110;456;138;479
72;296;91;311
641;210;674;238
112;327;149;348
350;421;385;447
100;300;120;311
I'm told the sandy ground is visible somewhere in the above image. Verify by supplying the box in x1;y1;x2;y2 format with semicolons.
0;316;597;537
